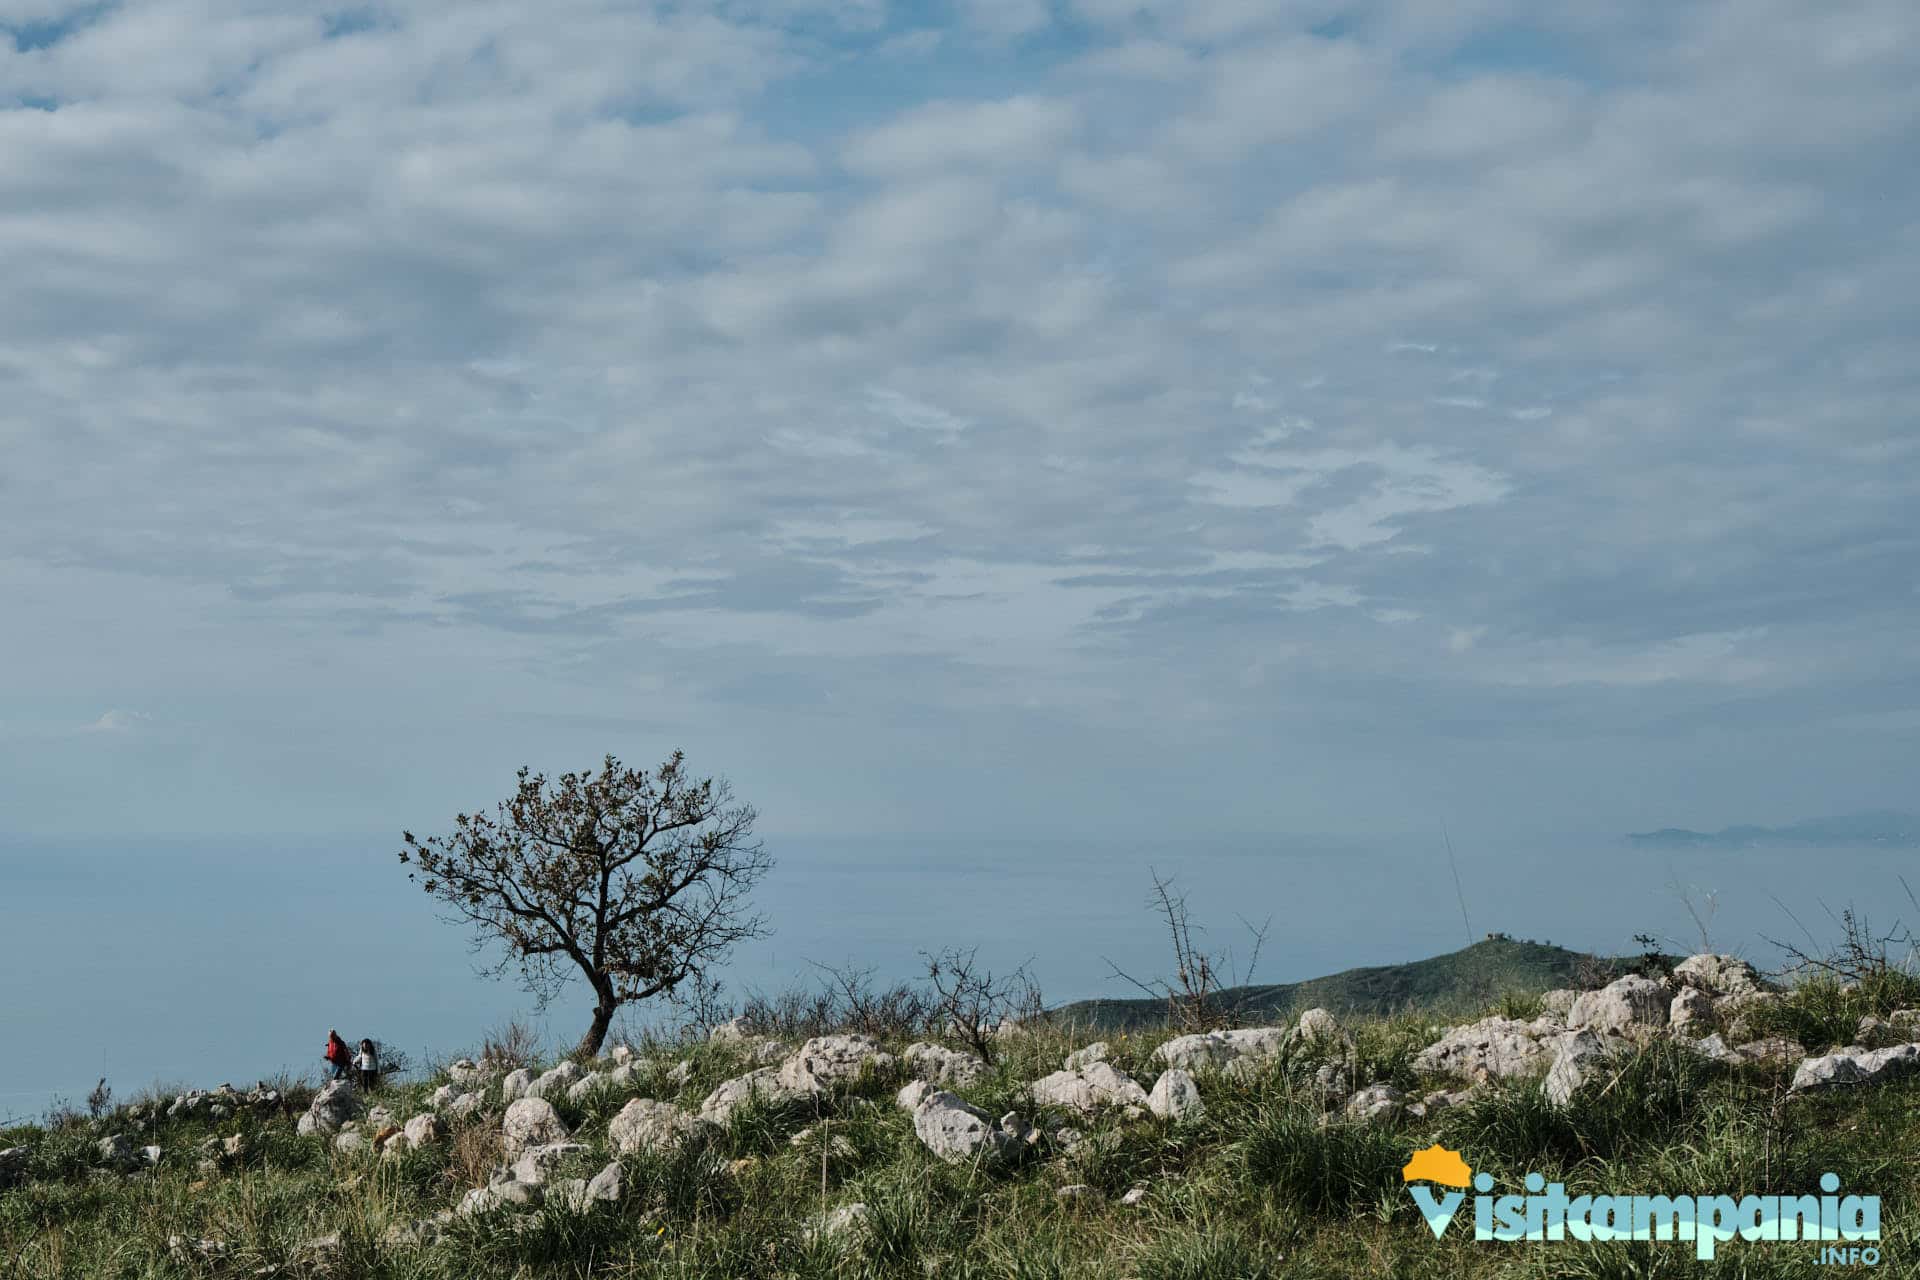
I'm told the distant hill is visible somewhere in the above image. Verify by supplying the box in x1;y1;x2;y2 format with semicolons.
1627;811;1920;849
1049;935;1618;1032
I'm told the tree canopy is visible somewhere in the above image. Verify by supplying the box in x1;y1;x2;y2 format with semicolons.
400;750;771;1056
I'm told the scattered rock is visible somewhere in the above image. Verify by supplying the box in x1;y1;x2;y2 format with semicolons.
778;1034;895;1093
447;1058;493;1086
527;1061;583;1101
334;1131;369;1155
298;1080;360;1136
609;1098;701;1155
700;1068;807;1124
710;1016;755;1044
1672;954;1764;998
585;1160;624;1204
403;1113;445;1150
912;1091;1016;1164
1412;1016;1564;1080
1056;1183;1098;1204
1543;1030;1622;1107
1028;1061;1150;1115
1538;989;1578;1017
445;1091;487;1122
1670;987;1715;1033
509;1141;592;1185
808;1202;870;1246
1153;1026;1288;1071
1790;1043;1920;1094
502;1097;570;1157
460;1179;543;1215
1147;1069;1205;1122
1295;1008;1340;1045
501;1068;534;1103
896;1079;937;1112
904;1042;990;1086
1343;1084;1406;1123
566;1072;606;1103
94;1135;134;1168
140;1145;162;1167
1120;1185;1149;1207
1064;1042;1110;1070
167;1235;229;1265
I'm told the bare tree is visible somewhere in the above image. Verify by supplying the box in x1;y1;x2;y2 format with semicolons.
922;946;1042;1064
1104;869;1271;1031
400;750;773;1057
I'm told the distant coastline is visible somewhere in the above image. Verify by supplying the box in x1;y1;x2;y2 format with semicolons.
1628;811;1920;849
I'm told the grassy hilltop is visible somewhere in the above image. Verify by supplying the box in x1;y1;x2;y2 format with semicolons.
1055;936;1619;1031
5;948;1920;1280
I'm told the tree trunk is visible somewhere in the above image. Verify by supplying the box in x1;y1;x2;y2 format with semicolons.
577;989;617;1058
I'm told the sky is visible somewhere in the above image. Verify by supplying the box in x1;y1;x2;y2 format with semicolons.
1;0;1918;1111
2;6;1918;867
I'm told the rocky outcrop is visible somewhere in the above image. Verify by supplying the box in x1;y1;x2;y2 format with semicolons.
1669;987;1715;1032
1411;1015;1567;1080
1672;954;1764;998
526;1061;582;1101
1569;975;1670;1036
508;1141;592;1186
1063;1042;1109;1071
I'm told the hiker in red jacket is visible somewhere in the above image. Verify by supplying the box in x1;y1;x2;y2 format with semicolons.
323;1029;351;1082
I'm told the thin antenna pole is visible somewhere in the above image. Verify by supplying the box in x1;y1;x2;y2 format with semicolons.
1444;827;1473;945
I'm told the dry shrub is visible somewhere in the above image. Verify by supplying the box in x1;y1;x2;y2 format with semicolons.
447;1122;504;1189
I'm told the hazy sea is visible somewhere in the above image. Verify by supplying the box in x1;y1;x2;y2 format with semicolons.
3;830;1912;1121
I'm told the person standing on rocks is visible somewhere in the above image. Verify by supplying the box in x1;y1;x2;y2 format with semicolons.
323;1030;351;1082
355;1039;380;1092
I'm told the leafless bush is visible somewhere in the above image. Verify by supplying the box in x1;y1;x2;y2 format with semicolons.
1767;896;1920;988
922;946;1042;1064
478;1019;542;1070
810;960;937;1039
1104;869;1271;1031
86;1078;112;1121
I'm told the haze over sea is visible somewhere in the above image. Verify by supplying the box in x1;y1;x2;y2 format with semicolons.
5;828;1911;1121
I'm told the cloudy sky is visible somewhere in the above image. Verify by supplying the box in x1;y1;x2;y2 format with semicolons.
4;0;1917;845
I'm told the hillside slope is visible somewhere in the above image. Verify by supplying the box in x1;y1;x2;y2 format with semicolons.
1052;936;1615;1031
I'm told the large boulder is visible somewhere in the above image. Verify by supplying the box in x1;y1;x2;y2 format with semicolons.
1412;1015;1564;1080
297;1081;360;1137
1789;1043;1920;1094
1568;976;1670;1036
1147;1069;1205;1122
903;1043;989;1086
912;1091;1016;1164
1672;954;1764;998
501;1098;570;1157
1152;1026;1289;1071
1028;1061;1150;1114
608;1099;701;1155
777;1035;895;1092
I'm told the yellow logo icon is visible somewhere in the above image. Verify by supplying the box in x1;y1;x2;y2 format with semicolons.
1402;1144;1473;1188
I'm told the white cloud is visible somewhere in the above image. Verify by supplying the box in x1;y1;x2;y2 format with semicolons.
82;709;151;733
